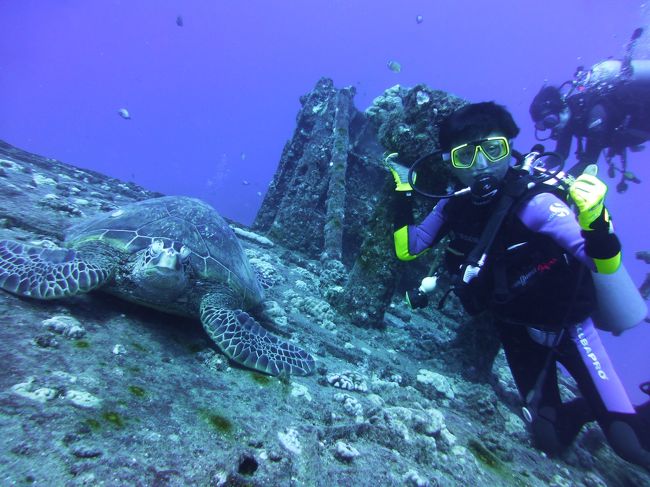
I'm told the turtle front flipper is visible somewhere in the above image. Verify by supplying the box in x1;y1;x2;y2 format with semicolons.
200;295;315;376
0;240;113;299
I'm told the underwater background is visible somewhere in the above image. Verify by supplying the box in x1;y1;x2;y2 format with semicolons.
1;0;649;425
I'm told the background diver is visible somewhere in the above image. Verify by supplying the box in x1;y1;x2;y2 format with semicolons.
386;101;650;469
529;27;650;193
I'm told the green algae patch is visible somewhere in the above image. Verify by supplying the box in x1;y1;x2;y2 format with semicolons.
84;418;101;431
200;410;234;436
130;342;148;353
467;438;503;470
102;410;125;429
74;340;90;349
466;438;529;486
128;385;147;398
250;372;273;386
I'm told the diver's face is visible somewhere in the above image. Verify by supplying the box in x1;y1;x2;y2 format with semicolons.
448;132;512;187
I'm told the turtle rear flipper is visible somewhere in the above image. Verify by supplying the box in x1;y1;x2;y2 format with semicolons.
200;296;315;376
0;240;112;299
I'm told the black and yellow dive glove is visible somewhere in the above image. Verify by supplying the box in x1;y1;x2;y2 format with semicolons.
568;165;621;273
384;153;416;192
569;165;611;232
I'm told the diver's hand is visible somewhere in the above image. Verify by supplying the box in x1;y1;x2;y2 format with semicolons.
384;153;415;192
569;165;610;231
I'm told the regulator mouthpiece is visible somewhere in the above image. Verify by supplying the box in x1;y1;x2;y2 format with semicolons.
470;174;500;203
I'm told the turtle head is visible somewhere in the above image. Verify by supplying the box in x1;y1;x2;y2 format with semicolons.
131;239;191;298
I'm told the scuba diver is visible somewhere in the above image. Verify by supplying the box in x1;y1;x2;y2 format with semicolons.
386;101;650;468
529;28;650;192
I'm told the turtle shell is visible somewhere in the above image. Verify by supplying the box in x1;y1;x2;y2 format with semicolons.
65;196;263;306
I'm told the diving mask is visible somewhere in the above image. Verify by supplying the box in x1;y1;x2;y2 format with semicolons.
443;136;511;169
535;113;560;131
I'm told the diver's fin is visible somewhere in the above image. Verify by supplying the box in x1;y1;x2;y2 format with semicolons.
622;27;644;79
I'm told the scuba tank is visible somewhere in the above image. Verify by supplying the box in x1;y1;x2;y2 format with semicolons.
569;165;647;335
591;265;647;335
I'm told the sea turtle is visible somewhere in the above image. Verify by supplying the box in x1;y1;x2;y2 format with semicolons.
0;196;315;376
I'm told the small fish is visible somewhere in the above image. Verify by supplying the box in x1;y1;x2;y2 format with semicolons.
242;180;250;186
176;15;184;27
416;15;424;24
117;108;131;120
240;152;246;161
387;60;402;73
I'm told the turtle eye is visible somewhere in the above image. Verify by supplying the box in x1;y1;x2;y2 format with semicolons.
151;239;165;254
179;245;191;260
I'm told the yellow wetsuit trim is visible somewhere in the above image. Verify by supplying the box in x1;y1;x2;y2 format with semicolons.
394;226;427;261
593;252;621;274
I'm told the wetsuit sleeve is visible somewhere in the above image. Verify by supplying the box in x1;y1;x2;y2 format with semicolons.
581;103;607;166
515;193;595;270
393;198;448;261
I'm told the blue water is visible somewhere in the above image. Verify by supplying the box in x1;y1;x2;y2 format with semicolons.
1;1;649;402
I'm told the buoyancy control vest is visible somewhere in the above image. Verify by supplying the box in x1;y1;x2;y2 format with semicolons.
441;172;596;329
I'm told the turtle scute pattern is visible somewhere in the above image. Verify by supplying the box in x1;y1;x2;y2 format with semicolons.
200;304;316;376
0;240;110;299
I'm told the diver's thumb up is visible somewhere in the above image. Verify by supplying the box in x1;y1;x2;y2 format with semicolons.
569;165;608;231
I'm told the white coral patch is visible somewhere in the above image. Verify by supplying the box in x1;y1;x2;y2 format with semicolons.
0;158;20;171
32;173;57;186
65;390;101;409
11;378;58;403
327;371;368;392
232;227;274;247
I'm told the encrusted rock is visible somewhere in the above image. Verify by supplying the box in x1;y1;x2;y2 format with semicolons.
416;369;455;400
333;440;360;462
290;382;312;402
403;470;430;487
42;315;86;339
71;445;102;458
34;333;59;348
277;428;302;456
